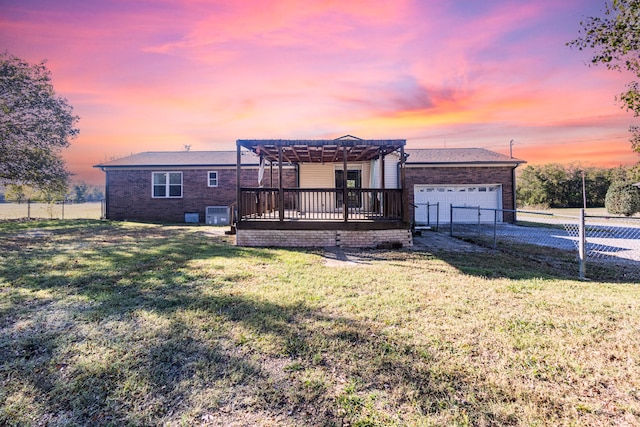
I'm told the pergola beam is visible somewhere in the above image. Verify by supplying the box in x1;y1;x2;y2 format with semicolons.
237;139;405;164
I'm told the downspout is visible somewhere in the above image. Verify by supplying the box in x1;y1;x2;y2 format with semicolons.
103;168;109;220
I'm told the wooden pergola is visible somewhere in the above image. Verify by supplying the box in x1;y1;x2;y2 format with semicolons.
235;137;409;229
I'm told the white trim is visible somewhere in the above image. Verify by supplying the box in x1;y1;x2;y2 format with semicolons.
152;171;183;198
207;171;219;187
405;163;519;168
333;164;363;171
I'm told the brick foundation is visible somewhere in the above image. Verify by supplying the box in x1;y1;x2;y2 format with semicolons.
236;228;413;248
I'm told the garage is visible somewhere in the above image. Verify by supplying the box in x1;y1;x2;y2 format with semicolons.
414;184;503;224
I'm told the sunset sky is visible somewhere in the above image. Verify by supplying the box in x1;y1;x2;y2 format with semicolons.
2;0;638;185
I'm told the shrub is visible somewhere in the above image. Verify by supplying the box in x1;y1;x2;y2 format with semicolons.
605;182;640;216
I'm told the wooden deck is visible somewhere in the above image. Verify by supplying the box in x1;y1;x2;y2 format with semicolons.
238;188;404;223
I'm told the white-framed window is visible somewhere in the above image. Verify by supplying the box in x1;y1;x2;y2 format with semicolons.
208;171;218;187
152;172;182;198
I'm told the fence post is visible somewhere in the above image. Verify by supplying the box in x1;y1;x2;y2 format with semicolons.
62;200;65;220
450;205;453;237
578;208;586;280
411;200;416;233
27;199;31;219
477;206;481;227
493;209;498;249
436;202;439;232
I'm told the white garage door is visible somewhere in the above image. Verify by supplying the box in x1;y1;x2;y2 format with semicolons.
414;184;502;224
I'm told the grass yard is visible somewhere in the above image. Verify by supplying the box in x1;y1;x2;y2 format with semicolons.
1;220;639;426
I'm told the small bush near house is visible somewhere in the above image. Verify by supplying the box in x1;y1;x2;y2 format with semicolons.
605;182;640;216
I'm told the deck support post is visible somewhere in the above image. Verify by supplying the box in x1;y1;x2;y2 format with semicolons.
380;153;386;215
278;145;284;222
343;145;348;223
380;153;386;190
236;141;242;224
400;145;408;223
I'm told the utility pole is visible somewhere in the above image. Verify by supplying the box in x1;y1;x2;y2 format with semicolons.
581;171;587;209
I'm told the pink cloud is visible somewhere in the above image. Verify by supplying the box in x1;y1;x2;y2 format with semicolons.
1;0;638;184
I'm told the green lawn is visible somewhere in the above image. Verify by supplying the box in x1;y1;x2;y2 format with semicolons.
1;220;639;426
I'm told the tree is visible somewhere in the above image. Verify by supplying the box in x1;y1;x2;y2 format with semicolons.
5;183;38;203
0;52;79;193
568;0;640;152
516;163;635;208
72;182;88;203
605;182;640;215
87;185;104;202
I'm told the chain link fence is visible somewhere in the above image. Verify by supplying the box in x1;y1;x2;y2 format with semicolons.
413;202;441;231
449;206;640;280
0;200;104;220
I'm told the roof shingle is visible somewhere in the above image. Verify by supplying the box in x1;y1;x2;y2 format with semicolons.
94;147;525;168
405;148;524;165
94;151;258;168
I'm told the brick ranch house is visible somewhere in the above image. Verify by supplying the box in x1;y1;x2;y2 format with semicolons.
95;137;524;247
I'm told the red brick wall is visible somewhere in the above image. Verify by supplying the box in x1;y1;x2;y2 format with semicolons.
104;164;516;223
404;166;517;221
105;167;297;222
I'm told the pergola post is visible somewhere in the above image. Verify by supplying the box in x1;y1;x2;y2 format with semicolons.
278;145;284;222
380;153;386;215
380;153;386;190
236;141;242;224
400;145;408;223
343;145;348;223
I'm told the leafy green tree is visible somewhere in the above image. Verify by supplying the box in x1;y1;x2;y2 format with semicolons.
628;163;640;182
517;165;549;208
0;52;78;193
568;0;640;153
5;183;42;203
605;182;640;215
5;184;26;203
72;182;88;203
517;163;633;208
87;186;105;202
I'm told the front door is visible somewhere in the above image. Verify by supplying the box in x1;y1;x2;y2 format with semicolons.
335;169;362;208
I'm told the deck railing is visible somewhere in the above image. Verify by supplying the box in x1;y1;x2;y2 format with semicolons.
239;188;403;221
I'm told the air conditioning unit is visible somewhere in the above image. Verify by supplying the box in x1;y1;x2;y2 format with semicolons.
206;206;229;225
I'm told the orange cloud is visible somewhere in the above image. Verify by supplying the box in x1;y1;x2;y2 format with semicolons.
2;0;638;185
